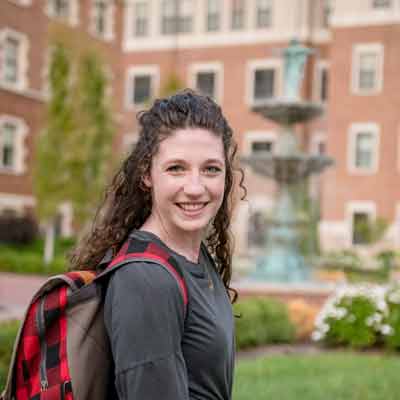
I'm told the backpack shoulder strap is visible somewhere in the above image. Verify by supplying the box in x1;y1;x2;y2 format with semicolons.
96;236;189;315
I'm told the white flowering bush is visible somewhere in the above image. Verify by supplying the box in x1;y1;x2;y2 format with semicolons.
382;284;400;349
312;285;387;349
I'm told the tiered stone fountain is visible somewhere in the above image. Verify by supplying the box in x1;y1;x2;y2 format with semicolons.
241;39;334;286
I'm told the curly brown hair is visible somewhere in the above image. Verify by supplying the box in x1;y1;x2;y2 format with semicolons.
68;89;246;303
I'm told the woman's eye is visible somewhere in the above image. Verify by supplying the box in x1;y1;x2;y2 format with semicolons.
167;165;184;172
206;166;222;173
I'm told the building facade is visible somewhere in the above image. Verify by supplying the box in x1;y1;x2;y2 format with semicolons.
1;0;399;255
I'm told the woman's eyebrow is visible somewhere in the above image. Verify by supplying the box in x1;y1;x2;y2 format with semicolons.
163;158;224;165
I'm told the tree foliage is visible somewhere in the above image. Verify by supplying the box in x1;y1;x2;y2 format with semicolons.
33;36;116;262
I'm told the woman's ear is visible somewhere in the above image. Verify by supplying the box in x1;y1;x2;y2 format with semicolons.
142;175;152;188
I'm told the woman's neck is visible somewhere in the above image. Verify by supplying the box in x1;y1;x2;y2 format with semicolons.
139;220;203;263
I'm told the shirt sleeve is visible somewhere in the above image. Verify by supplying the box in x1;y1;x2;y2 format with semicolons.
104;261;189;400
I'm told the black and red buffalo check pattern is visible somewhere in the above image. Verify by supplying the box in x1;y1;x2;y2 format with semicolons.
14;272;95;400
9;237;188;400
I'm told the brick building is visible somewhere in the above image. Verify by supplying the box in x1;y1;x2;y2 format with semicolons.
1;0;399;256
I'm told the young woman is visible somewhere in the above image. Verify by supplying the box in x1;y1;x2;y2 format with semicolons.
69;90;246;399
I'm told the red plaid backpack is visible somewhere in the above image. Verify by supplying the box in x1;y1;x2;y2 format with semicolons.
1;235;188;400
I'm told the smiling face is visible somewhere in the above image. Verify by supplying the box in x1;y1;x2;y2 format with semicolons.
143;128;226;241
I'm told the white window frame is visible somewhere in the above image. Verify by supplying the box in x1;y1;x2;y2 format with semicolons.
348;122;380;175
352;43;384;95
0;29;29;92
125;65;159;110
246;59;282;107
89;0;115;41
0;115;28;175
243;131;277;156
346;201;377;247
189;62;223;103
45;0;79;26
313;60;329;103
230;0;246;30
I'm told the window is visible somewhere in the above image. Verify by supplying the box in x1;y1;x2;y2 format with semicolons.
196;72;215;98
0;116;27;174
133;75;151;104
252;141;273;153
244;131;276;156
161;0;193;35
247;60;281;105
46;0;78;25
190;63;222;102
134;2;148;37
314;61;329;102
231;0;245;30
355;132;374;169
0;30;28;90
206;0;220;32
352;212;370;245
91;0;114;40
372;0;391;8
126;66;159;108
352;44;384;94
348;123;379;174
254;69;275;101
1;123;15;169
256;0;272;28
3;37;19;85
48;0;69;18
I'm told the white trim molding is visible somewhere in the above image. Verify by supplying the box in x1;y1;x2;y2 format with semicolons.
125;65;160;110
0;193;35;215
243;130;277;156
246;58;283;107
351;43;384;95
0;28;29;92
347;122;380;175
188;61;223;103
0;114;28;175
346;201;377;247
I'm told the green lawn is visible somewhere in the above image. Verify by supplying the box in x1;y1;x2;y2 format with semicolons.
233;352;400;400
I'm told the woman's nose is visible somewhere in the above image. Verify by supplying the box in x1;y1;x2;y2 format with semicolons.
183;173;206;196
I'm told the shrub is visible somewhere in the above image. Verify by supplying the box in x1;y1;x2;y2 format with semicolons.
0;320;20;391
382;284;400;349
233;298;295;350
287;299;320;341
313;285;386;349
0;215;38;245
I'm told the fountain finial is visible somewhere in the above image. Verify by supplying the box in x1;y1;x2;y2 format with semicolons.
283;39;315;101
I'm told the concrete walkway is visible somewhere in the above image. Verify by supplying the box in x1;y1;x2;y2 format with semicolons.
0;272;46;321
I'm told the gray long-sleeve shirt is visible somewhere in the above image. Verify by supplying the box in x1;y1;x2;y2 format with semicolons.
104;230;235;400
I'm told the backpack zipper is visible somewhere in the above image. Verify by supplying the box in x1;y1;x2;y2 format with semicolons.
36;296;49;391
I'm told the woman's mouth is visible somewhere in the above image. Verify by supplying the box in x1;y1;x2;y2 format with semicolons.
176;202;209;215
